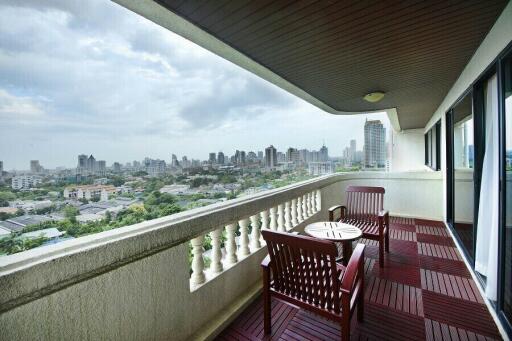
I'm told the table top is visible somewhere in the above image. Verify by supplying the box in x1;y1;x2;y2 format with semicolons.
304;222;362;242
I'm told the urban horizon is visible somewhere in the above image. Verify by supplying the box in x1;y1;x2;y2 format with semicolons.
1;138;385;172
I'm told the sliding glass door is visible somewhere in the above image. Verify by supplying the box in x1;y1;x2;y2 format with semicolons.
449;92;476;260
500;50;512;332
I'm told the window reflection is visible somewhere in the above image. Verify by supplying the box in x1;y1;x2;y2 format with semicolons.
452;94;475;259
503;54;512;323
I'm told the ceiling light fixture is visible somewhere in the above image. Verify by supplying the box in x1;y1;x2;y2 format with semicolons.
363;92;385;103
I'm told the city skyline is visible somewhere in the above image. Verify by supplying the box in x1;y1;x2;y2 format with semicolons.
0;0;390;170
1;142;338;172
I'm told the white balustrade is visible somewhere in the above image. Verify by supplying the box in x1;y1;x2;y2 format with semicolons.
209;228;223;274
307;192;313;216
239;218;251;256
302;194;308;219
277;204;285;232
284;201;292;230
260;210;269;230
225;223;238;264
315;190;322;213
297;196;303;222
250;214;261;250
190;235;206;286
269;207;277;231
291;198;298;226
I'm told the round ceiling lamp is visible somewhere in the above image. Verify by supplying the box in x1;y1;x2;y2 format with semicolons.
363;92;385;103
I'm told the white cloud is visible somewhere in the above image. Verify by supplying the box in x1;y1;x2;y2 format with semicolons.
0;89;45;119
0;0;390;169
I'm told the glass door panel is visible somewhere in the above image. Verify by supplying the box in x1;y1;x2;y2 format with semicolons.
452;93;475;259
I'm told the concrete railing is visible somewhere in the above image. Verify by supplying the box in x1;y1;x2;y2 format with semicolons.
0;171;443;341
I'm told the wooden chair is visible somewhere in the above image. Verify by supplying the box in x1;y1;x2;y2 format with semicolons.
261;230;365;341
328;186;389;267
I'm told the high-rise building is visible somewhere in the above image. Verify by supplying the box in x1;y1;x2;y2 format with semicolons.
217;152;225;165
171;154;179;167
234;150;246;165
87;155;96;172
286;148;300;163
240;151;246;165
364;119;386;168
319;144;329;162
0;160;3;176
30;160;42;173
181;156;190;169
299;149;309;163
257;151;263;160
247;151;257;163
350;139;356;162
112;162;121;173
97;160;107;175
265;145;277;169
209;153;216;164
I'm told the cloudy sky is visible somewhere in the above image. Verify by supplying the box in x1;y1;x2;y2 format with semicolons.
0;0;389;170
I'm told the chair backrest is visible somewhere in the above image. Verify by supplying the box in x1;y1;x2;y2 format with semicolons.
261;230;342;313
346;186;385;223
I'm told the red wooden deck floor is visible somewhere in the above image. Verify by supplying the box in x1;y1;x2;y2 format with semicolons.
217;217;503;341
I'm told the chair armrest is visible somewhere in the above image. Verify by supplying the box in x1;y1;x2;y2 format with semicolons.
378;210;389;230
261;254;271;269
329;205;347;221
341;244;365;294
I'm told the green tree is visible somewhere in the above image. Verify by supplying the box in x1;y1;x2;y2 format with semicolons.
0;192;16;207
63;205;79;223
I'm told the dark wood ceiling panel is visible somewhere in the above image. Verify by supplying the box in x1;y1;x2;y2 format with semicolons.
156;0;508;129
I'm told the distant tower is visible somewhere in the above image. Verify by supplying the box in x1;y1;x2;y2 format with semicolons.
171;154;179;167
209;153;216;164
364;119;386;168
319;144;329;162
30;160;41;173
265;145;277;169
217;152;225;165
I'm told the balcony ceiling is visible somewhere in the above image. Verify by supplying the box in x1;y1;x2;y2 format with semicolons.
124;0;508;130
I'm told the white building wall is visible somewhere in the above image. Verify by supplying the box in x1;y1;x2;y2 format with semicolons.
390;129;426;172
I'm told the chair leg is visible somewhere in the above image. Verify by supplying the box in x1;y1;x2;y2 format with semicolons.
263;292;271;334
385;229;390;252
357;292;364;322
341;318;350;341
379;240;384;268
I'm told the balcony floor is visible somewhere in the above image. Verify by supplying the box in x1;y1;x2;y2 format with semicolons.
217;217;502;341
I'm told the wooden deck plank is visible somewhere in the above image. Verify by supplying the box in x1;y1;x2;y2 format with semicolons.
218;217;502;341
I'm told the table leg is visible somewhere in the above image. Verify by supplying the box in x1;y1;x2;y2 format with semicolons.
342;240;353;265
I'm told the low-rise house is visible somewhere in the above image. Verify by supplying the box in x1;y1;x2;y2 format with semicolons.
63;185;117;201
11;200;53;212
159;184;190;195
0;215;53;232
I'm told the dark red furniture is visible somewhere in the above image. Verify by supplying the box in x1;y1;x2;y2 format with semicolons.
261;230;365;341
329;185;389;267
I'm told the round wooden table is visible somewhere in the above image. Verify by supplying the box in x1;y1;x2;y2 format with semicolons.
304;222;362;264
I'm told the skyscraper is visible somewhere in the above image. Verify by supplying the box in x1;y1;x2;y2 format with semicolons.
171;154;179;167
265;145;277;169
0;160;3;176
30;160;42;173
319;144;329;162
87;155;97;172
364;119;386;168
286;147;300;163
217;152;225;165
209;153;216;164
350;139;356;162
